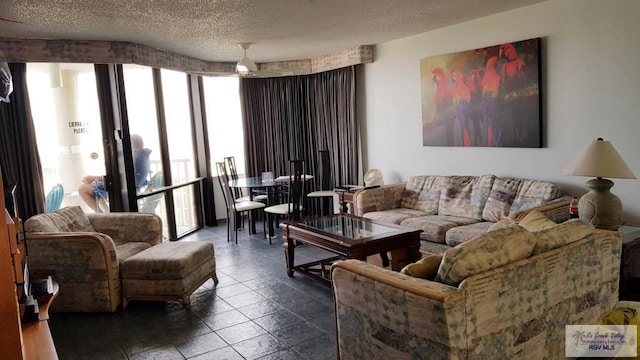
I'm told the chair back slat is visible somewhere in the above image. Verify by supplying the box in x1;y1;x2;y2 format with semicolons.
216;162;235;213
224;156;244;200
319;150;331;191
288;160;304;221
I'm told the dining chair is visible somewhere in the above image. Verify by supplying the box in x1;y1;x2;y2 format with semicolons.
138;171;164;214
306;150;336;216
264;159;305;242
224;156;267;203
216;162;266;244
45;183;64;213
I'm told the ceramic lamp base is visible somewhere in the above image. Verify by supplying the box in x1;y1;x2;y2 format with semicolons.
578;177;622;230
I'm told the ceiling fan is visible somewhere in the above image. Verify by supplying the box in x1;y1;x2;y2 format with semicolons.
236;43;258;75
235;42;310;78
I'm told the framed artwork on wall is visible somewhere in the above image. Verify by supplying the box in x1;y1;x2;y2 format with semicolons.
420;37;542;148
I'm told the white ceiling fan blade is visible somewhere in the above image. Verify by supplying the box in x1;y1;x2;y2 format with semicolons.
236;42;311;78
236;43;257;73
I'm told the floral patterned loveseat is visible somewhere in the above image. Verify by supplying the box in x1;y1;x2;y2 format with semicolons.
331;220;622;359
24;206;163;312
353;174;570;253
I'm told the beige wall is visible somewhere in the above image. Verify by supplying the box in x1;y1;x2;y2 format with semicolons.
361;0;640;226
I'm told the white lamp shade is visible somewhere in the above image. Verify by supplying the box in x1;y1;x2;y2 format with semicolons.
364;169;384;187
562;138;636;179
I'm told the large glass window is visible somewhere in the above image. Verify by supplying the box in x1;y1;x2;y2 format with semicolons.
160;69;196;183
122;64;169;236
123;64;163;184
159;69;198;235
27;63;207;239
202;76;245;174
202;76;245;220
27;63;104;213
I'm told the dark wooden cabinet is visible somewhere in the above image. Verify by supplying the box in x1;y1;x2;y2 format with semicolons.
0;168;58;359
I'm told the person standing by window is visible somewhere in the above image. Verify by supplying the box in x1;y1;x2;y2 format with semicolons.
78;134;151;212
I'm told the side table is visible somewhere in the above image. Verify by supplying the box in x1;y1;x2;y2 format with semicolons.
619;226;640;300
22;280;60;359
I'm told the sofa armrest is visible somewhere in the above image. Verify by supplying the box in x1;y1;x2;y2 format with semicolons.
23;232;121;312
512;196;572;223
331;260;467;358
352;183;406;216
88;212;163;246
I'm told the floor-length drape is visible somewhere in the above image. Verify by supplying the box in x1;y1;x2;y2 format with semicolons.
239;66;360;191
0;63;45;218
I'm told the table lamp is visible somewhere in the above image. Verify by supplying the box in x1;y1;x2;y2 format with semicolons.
562;137;636;230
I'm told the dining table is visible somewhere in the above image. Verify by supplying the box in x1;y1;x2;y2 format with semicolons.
228;176;281;235
229;174;315;236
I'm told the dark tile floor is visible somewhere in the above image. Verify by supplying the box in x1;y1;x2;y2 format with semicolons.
49;223;338;360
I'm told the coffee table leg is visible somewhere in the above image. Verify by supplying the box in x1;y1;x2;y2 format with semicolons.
283;234;295;277
389;249;407;271
389;241;422;270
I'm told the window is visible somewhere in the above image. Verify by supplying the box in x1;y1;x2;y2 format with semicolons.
123;64;163;183
161;69;196;182
202;76;246;174
27;63;104;212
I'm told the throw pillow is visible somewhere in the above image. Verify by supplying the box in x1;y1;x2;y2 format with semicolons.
24;206;95;233
400;253;443;280
531;219;595;255
518;210;557;232
602;301;640;326
487;217;516;232
435;225;536;286
601;301;640;355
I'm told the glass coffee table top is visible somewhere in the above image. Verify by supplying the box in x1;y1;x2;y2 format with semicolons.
295;214;401;240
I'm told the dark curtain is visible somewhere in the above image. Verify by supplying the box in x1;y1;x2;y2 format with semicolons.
240;66;360;190
0;63;45;218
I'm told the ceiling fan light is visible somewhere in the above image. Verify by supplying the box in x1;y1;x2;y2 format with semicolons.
236;56;257;73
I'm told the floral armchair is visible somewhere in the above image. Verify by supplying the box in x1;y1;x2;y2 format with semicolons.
331;222;621;359
24;206;162;312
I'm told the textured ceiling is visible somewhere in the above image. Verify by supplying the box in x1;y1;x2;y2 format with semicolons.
0;0;543;63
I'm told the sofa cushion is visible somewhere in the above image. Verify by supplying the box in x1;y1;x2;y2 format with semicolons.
435;225;537;286
401;215;479;244
400;253;443;279
445;222;493;247
439;175;495;220
400;176;426;209
120;242;213;280
400;176;442;214
363;208;429;225
531;219;595;255
482;177;522;222
487;217;516;232
508;179;560;217
115;242;153;263
518;210;557;232
24;206;95;233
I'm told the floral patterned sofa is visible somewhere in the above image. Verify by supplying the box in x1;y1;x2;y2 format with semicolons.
24;206;163;312
331;219;622;359
353;174;570;253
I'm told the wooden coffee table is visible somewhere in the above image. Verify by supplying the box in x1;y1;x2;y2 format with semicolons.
281;214;422;285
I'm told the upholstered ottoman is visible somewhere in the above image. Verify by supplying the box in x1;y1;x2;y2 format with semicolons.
120;241;218;309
